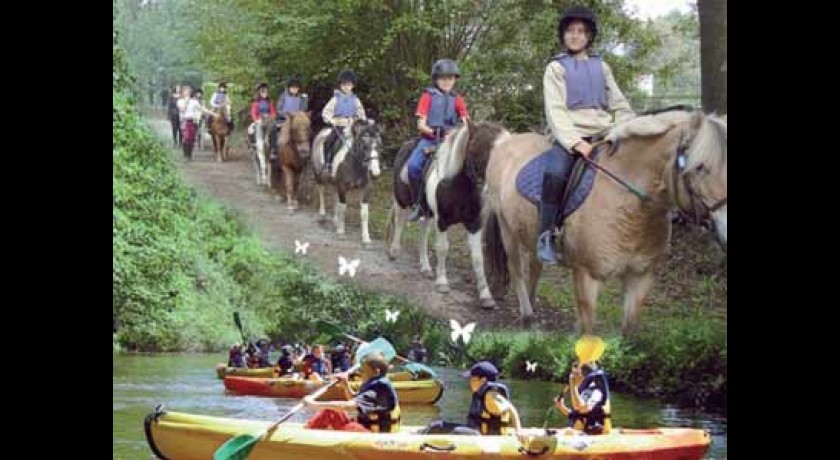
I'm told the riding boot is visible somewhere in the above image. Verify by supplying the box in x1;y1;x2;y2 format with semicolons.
406;176;427;222
536;172;568;265
269;124;279;162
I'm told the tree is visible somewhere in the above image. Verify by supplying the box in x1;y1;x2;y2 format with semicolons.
698;0;726;114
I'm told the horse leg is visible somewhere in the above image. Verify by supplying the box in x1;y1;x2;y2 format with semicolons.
212;135;219;161
572;268;601;334
527;254;543;307
335;190;347;236
620;271;655;335
467;230;496;309
317;184;326;216
388;200;408;260
283;166;296;211
418;217;433;278
433;227;451;293
499;216;534;319
360;188;372;247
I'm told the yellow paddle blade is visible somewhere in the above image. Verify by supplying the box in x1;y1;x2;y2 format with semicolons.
575;335;606;363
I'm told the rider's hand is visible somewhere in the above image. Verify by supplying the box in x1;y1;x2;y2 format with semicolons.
573;140;593;158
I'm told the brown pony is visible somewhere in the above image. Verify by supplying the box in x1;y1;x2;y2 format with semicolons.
482;109;727;333
269;112;313;210
208;106;232;162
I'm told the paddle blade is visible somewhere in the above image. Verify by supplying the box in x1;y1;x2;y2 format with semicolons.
404;362;437;378
575;335;606;363
234;312;244;333
213;433;260;460
354;337;396;366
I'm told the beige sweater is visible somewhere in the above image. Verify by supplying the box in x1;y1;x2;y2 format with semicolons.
543;54;635;151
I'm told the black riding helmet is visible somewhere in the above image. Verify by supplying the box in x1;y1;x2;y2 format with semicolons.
432;59;460;79
256;82;269;91
558;5;598;47
338;69;357;85
287;75;302;88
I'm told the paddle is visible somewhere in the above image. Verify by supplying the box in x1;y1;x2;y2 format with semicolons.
345;333;437;378
233;311;248;346
315;320;437;377
213;337;396;460
574;335;606;364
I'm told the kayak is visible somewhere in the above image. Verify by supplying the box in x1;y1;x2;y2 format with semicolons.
215;363;422;382
224;375;445;404
144;406;711;460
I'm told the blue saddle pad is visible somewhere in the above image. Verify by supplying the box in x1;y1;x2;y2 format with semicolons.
515;146;603;219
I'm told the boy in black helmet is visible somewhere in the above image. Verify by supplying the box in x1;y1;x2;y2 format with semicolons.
536;5;635;264
406;58;470;221
321;69;367;173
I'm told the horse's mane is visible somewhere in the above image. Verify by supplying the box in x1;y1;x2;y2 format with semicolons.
606;108;727;176
437;125;472;180
686;112;727;176
605;109;691;142
279;112;311;146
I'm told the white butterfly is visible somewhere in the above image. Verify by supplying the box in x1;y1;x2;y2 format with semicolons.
449;319;476;344
525;360;538;373
338;256;361;277
385;309;400;323
294;240;310;255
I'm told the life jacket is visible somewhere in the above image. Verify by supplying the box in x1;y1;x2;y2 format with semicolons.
568;369;612;434
355;376;401;433
257;348;271;368
466;381;512;435
306;355;329;376
333;91;358;118
276;356;295;377
425;86;458;129
553;54;607;110
278;91;303;114
228;351;244;368
331;352;351;372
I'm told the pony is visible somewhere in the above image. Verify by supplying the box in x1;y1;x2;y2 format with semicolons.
310;120;383;246
482;108;727;333
267;112;313;210
251;114;275;186
385;121;510;309
208;105;232;162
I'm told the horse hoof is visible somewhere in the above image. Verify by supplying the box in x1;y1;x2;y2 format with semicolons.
435;284;450;294
420;269;434;279
388;248;399;260
362;241;373;250
480;298;497;310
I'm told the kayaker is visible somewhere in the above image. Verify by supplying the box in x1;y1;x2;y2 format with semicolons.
275;344;296;377
554;361;612;434
330;343;352;372
255;339;272;368
227;343;245;368
408;336;428;363
302;345;332;381
302;351;401;433
417;361;526;441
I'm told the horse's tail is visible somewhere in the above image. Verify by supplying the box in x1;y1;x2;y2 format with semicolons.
482;203;510;300
384;200;396;246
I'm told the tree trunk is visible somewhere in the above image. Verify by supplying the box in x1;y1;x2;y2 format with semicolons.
698;0;727;114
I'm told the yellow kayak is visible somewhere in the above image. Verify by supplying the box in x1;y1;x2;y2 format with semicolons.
224;375;445;404
215;363;421;382
144;406;711;460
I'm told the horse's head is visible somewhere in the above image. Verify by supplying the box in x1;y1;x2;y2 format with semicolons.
287;111;313;156
350;119;383;178
666;111;727;249
606;108;727;250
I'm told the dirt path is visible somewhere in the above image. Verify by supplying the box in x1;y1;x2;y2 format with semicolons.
150;116;568;329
